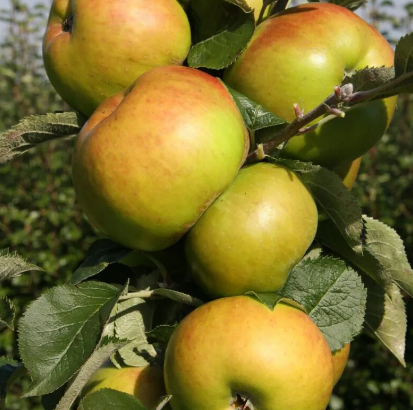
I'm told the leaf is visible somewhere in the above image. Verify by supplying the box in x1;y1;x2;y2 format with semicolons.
71;239;132;285
226;86;287;131
55;338;128;410
146;325;177;348
150;288;204;307
78;388;147;410
324;0;367;11
187;0;255;69
363;216;413;298
0;249;43;281
341;67;395;92
363;277;406;366
277;159;363;252
317;219;393;293
0;297;15;331
0;358;21;398
0;112;86;164
395;32;413;77
112;297;157;367
278;257;367;351
19;281;123;397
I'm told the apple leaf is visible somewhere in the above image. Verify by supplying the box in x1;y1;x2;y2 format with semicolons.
0;358;22;398
276;159;363;253
395;32;413;77
311;0;367;11
317;219;393;293
146;325;178;349
363;276;407;366
0;297;15;331
0;112;86;165
0;248;43;281
19;281;123;397
341;67;395;93
70;239;133;285
187;0;255;69
111;297;157;367
278;257;367;352
78;388;147;410
226;85;287;131
363;216;413;297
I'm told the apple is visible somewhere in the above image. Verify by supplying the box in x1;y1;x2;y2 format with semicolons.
332;343;351;386
82;364;165;408
224;3;397;168
333;158;362;190
43;0;191;116
164;296;334;410
72;66;249;251
185;162;318;298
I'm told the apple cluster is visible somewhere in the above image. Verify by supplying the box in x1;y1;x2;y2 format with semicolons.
42;0;395;409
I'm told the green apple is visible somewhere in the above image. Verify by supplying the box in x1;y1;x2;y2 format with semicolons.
43;0;191;116
164;296;334;410
333;158;362;190
224;3;397;168
72;66;249;251
185;162;318;298
332;343;351;386
82;364;165;408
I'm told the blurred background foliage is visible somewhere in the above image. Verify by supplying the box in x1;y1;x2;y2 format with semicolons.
0;0;412;409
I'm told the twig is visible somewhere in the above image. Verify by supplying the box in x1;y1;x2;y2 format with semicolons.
246;70;413;164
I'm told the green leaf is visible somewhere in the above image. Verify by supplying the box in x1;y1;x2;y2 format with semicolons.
187;0;255;69
0;112;86;164
318;219;393;293
226;86;287;131
19;281;122;397
278;257;367;351
0;297;15;331
150;288;204;307
395;32;413;77
318;0;367;11
0;358;21;398
146;325;177;348
363;277;406;366
0;249;43;281
79;388;147;410
112;297;157;367
363;216;413;297
277;159;363;252
71;239;132;285
341;67;395;92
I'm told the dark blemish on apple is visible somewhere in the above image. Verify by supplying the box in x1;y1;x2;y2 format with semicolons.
63;15;74;33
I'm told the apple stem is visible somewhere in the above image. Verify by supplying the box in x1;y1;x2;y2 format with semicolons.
245;69;413;164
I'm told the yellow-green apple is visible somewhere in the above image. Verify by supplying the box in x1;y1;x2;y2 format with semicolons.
224;3;397;168
164;296;334;410
333;158;362;190
332;343;351;386
185;162;317;298
43;0;191;116
72;66;249;251
82;364;165;408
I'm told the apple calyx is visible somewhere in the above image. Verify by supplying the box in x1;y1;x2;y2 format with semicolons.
62;15;74;33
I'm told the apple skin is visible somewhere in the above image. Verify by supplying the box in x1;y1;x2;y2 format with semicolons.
164;296;334;410
43;0;191;116
72;66;249;251
82;365;165;408
333;158;362;190
332;343;351;386
224;3;397;168
185;162;318;298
